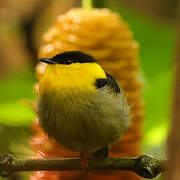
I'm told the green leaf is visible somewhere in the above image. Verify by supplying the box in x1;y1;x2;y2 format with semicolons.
0;69;36;126
143;69;173;148
0;101;35;126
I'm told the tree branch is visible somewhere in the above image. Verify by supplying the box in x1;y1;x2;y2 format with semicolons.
0;153;165;179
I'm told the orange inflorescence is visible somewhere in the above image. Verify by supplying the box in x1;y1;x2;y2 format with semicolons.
31;8;143;180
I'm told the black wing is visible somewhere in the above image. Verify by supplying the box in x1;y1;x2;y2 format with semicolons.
95;72;121;94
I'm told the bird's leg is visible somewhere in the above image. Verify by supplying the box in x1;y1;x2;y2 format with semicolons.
80;151;89;170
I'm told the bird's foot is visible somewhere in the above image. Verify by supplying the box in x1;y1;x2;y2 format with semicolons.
80;152;89;171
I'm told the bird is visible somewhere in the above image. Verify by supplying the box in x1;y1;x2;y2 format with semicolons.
38;51;130;167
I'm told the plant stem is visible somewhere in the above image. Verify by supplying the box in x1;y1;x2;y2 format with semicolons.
82;0;93;9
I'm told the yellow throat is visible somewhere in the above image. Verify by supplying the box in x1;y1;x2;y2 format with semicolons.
39;62;106;95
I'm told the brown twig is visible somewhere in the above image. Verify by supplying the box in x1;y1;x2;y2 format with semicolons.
0;153;165;179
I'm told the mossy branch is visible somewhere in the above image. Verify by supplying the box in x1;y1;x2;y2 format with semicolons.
0;153;165;179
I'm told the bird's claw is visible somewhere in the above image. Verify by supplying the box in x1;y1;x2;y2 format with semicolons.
80;152;89;171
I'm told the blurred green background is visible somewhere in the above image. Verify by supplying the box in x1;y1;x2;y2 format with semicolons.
0;0;177;179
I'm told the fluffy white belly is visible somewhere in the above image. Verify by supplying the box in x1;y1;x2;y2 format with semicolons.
38;88;130;152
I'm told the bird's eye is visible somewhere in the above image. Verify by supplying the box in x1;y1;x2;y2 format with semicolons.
65;59;72;64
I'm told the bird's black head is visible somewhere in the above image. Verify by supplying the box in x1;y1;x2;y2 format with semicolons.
40;51;97;65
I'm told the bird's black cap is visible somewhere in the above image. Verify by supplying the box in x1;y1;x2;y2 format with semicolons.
40;51;97;65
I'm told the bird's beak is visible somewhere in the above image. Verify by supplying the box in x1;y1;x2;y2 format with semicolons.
40;58;56;64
